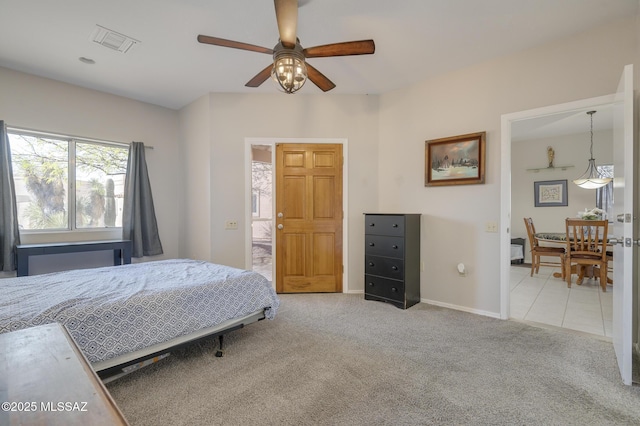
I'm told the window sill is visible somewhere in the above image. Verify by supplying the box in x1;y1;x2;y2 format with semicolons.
19;228;123;245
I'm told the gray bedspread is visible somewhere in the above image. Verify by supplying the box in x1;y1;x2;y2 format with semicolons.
0;259;279;363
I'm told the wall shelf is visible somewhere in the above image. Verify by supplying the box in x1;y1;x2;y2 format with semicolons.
526;165;574;173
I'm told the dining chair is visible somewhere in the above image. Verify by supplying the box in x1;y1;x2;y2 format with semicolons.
564;218;609;292
523;218;566;279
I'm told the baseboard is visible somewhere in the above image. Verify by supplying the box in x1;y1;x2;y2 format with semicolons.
345;292;502;318
420;298;501;319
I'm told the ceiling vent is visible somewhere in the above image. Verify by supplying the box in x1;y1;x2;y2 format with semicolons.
91;25;140;53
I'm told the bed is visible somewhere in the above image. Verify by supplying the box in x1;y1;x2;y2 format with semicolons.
0;258;280;380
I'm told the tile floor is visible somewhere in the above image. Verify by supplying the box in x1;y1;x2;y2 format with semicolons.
510;264;613;338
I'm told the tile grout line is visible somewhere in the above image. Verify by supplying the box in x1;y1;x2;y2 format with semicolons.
560;278;571;328
523;273;549;321
598;284;607;337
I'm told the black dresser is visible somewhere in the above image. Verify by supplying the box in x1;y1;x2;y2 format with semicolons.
364;213;421;309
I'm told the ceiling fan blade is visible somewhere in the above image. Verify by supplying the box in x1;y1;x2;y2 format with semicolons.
305;63;336;92
274;0;298;48
245;64;274;88
304;40;375;58
197;35;273;54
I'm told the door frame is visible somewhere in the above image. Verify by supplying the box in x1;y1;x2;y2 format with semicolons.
244;137;350;292
499;93;616;319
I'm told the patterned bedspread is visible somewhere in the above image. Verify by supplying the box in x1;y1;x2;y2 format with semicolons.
0;259;279;363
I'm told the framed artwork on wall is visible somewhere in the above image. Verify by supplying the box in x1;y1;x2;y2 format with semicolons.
534;179;568;207
425;131;486;186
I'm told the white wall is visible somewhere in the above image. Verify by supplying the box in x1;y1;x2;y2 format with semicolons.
178;94;211;260
0;66;181;261
378;16;637;316
511;130;613;263
178;93;379;292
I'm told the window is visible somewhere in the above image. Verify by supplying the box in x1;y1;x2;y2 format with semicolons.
8;130;129;231
596;164;614;221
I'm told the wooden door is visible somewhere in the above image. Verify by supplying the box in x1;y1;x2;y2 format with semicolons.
275;143;343;293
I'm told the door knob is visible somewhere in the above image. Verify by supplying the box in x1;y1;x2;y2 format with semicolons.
617;213;632;223
609;237;640;247
277;212;283;218
609;237;624;246
277;224;283;230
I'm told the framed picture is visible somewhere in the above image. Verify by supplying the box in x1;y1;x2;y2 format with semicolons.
425;131;486;186
534;179;568;207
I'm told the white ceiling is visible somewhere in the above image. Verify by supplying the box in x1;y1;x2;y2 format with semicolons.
0;0;637;111
511;104;614;142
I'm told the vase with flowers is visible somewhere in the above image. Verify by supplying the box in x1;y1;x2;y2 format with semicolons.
578;207;605;220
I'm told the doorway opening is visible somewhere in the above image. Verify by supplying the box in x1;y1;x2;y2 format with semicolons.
507;102;615;338
245;137;350;292
500;94;616;325
251;144;273;282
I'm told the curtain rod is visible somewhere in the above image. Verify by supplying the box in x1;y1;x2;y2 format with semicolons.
6;125;154;149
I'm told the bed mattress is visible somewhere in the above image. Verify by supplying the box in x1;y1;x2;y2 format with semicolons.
0;259;279;364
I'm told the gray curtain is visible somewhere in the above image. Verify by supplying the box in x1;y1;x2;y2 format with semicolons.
122;142;163;258
0;121;21;271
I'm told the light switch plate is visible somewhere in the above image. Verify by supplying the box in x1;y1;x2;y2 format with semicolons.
485;221;498;233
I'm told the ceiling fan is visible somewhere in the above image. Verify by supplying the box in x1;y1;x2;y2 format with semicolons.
197;0;375;94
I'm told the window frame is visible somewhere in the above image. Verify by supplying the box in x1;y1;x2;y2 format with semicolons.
7;127;129;235
595;164;614;221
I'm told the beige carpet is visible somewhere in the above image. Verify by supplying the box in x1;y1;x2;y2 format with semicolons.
107;293;640;425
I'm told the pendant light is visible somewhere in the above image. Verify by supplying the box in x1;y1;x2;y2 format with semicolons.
573;110;612;189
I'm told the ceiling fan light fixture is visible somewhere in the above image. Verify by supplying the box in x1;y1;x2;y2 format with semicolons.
573;110;611;190
271;48;307;94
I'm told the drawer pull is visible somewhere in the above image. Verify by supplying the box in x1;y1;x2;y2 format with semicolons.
391;287;398;292
391;266;398;270
368;282;374;287
392;224;398;228
392;245;398;249
369;242;375;247
368;262;375;267
369;223;375;227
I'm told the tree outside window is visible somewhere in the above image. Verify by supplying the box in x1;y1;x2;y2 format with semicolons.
8;132;128;231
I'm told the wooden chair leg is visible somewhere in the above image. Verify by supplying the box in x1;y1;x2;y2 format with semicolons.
576;266;585;286
530;256;535;277
560;256;565;279
565;259;572;288
599;265;607;292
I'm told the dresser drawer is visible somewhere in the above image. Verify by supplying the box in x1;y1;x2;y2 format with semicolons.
365;255;404;280
365;235;404;258
364;275;405;302
364;215;405;237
